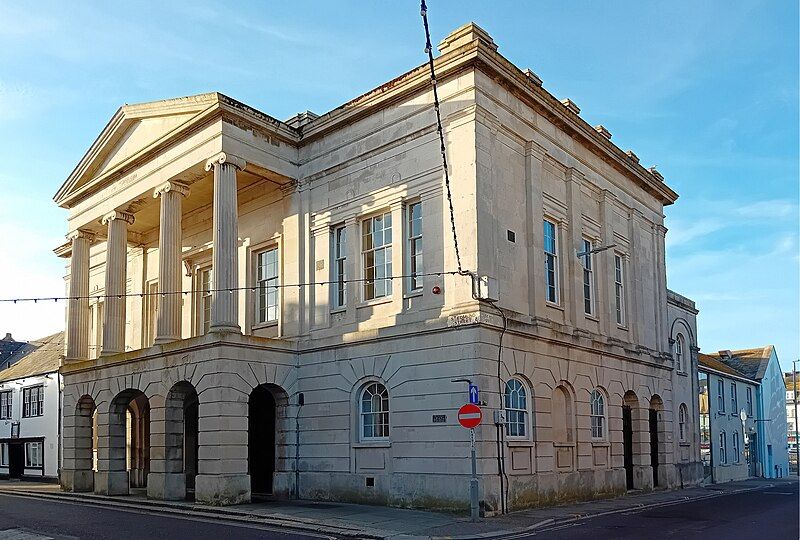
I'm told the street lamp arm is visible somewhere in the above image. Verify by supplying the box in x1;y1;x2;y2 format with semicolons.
576;243;617;258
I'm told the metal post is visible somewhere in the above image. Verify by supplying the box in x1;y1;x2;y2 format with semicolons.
793;361;798;475
470;427;479;522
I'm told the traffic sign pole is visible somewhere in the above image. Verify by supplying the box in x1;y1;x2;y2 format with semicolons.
470;427;479;522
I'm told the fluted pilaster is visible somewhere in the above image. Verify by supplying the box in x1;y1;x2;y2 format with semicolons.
205;152;245;333
101;210;134;356
66;230;95;362
153;181;189;344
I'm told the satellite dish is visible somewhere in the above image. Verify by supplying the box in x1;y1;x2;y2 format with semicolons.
740;409;748;423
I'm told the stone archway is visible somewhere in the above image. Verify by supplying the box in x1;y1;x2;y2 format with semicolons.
649;395;665;488
622;391;637;490
63;395;96;492
248;384;288;496
148;381;199;500
97;389;149;495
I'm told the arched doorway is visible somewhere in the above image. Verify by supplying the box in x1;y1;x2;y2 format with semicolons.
649;395;664;488
622;391;637;490
67;395;96;492
248;384;285;495
164;382;199;498
110;389;150;490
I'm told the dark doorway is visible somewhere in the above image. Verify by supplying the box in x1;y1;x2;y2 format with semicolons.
748;433;758;477
649;409;659;487
622;405;634;489
8;442;23;479
249;385;277;495
184;393;199;491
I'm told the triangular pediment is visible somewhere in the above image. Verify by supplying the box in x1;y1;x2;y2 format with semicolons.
54;93;223;207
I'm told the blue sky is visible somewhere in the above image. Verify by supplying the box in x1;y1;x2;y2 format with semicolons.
0;1;797;369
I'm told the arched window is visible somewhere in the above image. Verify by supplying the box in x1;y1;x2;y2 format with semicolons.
679;403;688;442
504;379;528;438
552;385;574;443
360;383;389;440
675;334;685;372
590;389;605;439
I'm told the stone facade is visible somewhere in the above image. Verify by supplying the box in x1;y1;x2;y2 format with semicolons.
54;23;699;512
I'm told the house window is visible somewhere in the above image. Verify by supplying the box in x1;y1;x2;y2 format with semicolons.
22;385;44;418
255;247;279;323
614;254;625;325
675;334;685;372
590;389;605;439
719;431;727;464
0;443;7;467
504;379;528;438
581;239;594;315
733;431;740;463
746;387;753;416
0;391;11;420
24;441;42;468
717;379;725;413
362;212;393;300
407;202;423;292
543;220;559;304
730;382;737;414
198;267;213;335
679;403;688;442
360;382;389;440
332;225;347;309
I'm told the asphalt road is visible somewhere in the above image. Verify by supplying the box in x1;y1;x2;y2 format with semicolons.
525;481;799;539
0;493;336;540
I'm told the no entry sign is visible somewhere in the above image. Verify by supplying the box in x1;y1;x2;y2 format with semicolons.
458;403;482;429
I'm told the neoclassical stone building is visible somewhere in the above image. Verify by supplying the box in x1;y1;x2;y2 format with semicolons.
55;23;700;512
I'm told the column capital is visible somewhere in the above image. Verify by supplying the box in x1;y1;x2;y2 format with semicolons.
153;181;190;199
67;229;96;243
205;152;246;172
101;211;135;226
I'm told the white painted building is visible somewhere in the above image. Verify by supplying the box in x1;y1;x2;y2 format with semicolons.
54;23;700;512
0;333;63;481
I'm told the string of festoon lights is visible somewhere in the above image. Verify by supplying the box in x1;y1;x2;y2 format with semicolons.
0;271;461;304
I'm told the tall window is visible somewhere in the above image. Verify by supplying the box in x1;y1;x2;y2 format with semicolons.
360;383;389;440
362;212;393;300
679;403;688;442
719;431;727;464
22;386;44;418
0;391;11;420
733;431;740;463
199;268;213;334
590;389;605;439
407;202;423;292
24;441;42;467
614;254;625;325
543;220;559;303
332;225;347;309
504;379;528;438
0;443;7;466
730;382;737;414
675;334;685;372
256;247;279;323
717;379;725;413
581;239;594;315
746;387;753;416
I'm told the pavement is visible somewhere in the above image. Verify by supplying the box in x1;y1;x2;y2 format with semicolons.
0;477;794;539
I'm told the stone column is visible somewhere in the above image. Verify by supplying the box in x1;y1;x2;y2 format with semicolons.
66;230;94;362
101;211;134;356
153;181;189;344
205;152;245;334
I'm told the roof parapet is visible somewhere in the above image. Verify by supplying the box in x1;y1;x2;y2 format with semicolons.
594;125;612;140
648;166;664;182
626;150;640;163
523;68;543;87
438;22;497;54
285;110;319;130
560;98;580;115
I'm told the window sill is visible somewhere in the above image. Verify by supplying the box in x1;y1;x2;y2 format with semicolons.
679;442;691;447
251;321;278;331
330;307;346;315
353;441;391;449
616;324;629;331
357;297;393;309
591;440;610;447
545;301;564;311
403;291;423;300
677;371;688;377
584;314;599;322
507;440;534;448
553;442;576;448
